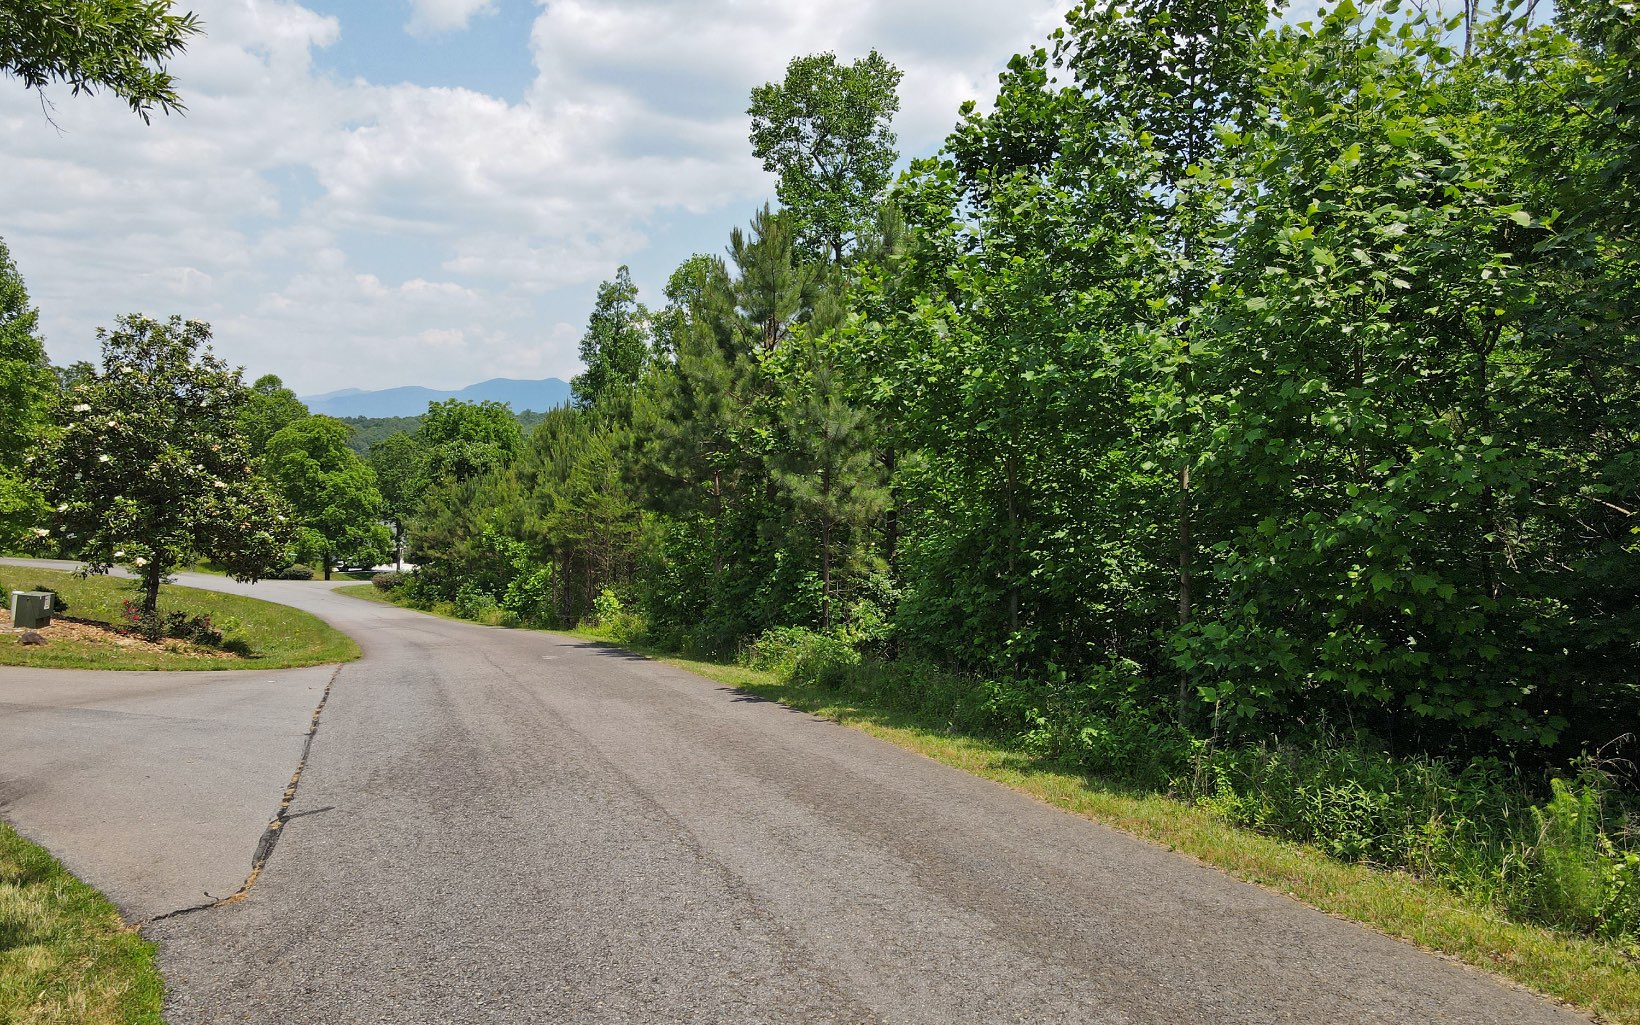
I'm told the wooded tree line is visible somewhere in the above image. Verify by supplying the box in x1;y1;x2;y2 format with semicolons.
390;0;1638;763
1;0;1633;765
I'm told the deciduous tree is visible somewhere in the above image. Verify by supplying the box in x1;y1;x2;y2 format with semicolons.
35;315;291;616
1;0;202;121
264;416;391;579
0;237;52;548
748;50;903;264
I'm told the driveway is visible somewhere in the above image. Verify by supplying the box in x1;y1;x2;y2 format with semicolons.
0;560;1590;1024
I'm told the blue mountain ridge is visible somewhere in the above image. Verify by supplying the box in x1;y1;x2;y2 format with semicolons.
300;377;573;418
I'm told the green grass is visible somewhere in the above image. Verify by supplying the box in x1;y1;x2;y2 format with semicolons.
1;566;359;671
334;583;391;604
0;822;163;1025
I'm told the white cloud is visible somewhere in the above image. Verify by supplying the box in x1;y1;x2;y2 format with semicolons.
406;0;496;37
0;0;1069;395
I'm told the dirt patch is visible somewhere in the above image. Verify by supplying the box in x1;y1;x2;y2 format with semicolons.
1;608;236;659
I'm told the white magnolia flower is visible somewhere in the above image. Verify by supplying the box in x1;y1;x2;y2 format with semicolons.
72;403;91;413
114;550;126;558
32;528;49;537
134;557;149;567
97;454;110;463
56;503;68;512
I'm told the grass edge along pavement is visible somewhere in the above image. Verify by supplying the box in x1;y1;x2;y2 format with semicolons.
0;566;359;671
573;630;1640;1024
335;584;1639;1023
0;821;164;1025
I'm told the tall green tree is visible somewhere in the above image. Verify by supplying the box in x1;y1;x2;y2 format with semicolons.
0;237;52;549
369;431;426;570
768;339;888;630
264;416;391;579
417;399;522;484
1057;0;1270;675
748;50;903;264
239;374;311;454
573;266;651;415
1;0;201;121
35;315;291;616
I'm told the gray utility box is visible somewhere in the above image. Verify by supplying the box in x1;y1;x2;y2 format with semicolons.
9;591;53;629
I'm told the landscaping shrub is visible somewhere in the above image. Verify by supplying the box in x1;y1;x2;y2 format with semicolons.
371;571;405;592
162;611;223;647
265;563;314;581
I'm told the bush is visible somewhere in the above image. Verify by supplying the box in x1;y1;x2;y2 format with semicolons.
371;571;405;592
739;626;859;687
500;567;552;625
585;588;645;644
265;563;314;581
163;611;223;647
452;583;500;622
1505;771;1640;942
1189;737;1639;944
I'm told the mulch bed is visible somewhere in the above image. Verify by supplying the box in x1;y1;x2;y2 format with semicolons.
1;608;236;658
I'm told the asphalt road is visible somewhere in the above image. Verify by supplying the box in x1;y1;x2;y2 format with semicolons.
1;561;1591;1023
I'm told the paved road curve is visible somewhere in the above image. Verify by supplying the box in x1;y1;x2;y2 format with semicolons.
1;562;1590;1023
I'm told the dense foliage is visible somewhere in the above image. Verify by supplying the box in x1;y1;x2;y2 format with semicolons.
32;315;292;615
0;0;1632;952
263;415;391;578
376;0;1638;944
0;0;201;121
0;237;52;548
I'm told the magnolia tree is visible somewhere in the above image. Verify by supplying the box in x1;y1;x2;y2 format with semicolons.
34;314;292;617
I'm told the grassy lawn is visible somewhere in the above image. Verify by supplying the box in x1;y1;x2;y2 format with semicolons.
0;822;163;1025
1;566;359;671
333;583;391;604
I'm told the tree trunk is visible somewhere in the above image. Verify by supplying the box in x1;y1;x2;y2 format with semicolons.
1005;453;1020;636
882;447;898;570
1176;460;1195;720
324;557;333;581
142;562;164;620
821;515;833;631
712;471;725;580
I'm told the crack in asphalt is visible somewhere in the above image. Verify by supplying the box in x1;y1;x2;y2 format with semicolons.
139;664;343;928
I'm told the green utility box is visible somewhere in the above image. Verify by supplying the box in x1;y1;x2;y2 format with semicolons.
10;591;53;629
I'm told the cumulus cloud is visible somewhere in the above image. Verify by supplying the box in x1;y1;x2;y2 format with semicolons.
0;0;1068;395
407;0;496;37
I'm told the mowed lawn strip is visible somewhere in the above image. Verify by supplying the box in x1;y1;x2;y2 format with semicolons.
0;821;164;1025
0;566;358;671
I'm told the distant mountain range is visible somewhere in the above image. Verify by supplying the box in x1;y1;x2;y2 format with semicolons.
301;377;573;418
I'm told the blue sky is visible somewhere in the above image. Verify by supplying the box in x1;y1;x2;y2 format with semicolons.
0;0;1072;394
